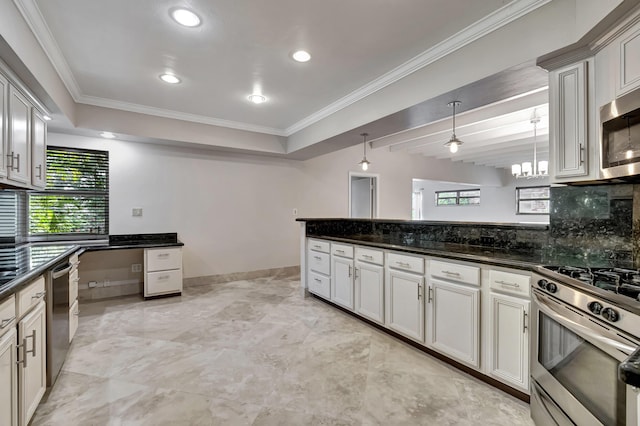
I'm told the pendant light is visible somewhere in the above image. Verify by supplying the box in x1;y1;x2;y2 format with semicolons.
444;101;463;153
358;133;371;171
512;111;548;178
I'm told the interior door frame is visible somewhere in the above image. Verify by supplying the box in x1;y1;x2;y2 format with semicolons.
348;171;380;219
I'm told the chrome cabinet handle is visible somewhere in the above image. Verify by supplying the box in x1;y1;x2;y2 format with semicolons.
36;164;42;179
428;287;433;303
442;270;461;277
0;317;15;329
31;291;46;300
14;153;20;172
354;268;359;280
16;338;28;368
6;153;12;170
158;275;170;280
523;311;528;333
74;310;80;316
335;249;345;254
579;144;585;164
496;280;520;288
313;245;321;249
314;278;322;283
313;256;321;260
396;261;411;268
26;329;36;358
157;253;170;258
6;152;19;171
348;265;352;277
363;254;373;260
417;285;422;300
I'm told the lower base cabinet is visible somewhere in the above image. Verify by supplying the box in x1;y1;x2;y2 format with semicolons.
331;256;354;310
489;292;530;391
0;328;18;426
385;269;424;342
355;261;384;324
144;248;183;298
18;300;46;426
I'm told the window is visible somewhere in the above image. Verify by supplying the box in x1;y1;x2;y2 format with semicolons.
435;189;480;206
516;186;550;214
412;191;423;219
29;146;109;240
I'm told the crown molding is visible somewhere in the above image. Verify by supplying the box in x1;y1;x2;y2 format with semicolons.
13;0;550;138
78;95;287;136
283;0;552;136
12;0;82;101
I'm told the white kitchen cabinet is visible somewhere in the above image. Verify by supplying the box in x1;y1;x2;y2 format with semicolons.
488;292;530;392
0;73;8;179
616;23;640;96
307;239;331;300
18;300;45;426
0;327;17;426
30;109;46;189
427;278;480;368
331;255;354;310
7;86;31;185
385;268;424;342
549;60;590;181
144;247;183;298
355;260;384;324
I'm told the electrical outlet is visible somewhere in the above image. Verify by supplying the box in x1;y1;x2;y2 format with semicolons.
131;263;142;273
132;208;143;217
104;279;111;287
292;208;298;216
88;281;98;288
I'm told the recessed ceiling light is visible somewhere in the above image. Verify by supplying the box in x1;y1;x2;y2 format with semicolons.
100;132;116;139
43;115;52;121
160;73;181;84
170;8;201;27
247;94;267;104
292;50;311;63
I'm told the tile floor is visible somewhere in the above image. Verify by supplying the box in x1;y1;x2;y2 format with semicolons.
32;272;534;425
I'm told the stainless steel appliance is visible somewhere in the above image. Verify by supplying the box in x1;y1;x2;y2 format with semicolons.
531;266;640;426
600;88;640;180
46;260;71;386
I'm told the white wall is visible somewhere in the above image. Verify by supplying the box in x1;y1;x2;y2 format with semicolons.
48;133;303;279
413;176;550;223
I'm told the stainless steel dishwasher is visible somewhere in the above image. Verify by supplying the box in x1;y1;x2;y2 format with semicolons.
46;260;72;387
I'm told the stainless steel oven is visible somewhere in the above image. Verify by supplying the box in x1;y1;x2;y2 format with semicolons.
531;270;640;426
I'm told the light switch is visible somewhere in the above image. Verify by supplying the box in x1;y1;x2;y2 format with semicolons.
132;208;143;217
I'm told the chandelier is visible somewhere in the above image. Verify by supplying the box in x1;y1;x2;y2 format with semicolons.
511;112;548;179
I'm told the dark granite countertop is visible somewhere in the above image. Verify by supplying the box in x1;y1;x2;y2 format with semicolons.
297;217;549;231
310;234;543;270
0;233;183;300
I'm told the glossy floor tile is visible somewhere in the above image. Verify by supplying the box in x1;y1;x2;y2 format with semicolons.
32;272;534;425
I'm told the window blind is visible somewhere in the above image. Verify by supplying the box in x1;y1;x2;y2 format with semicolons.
29;146;109;239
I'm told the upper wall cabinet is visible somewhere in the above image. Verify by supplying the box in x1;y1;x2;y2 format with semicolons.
31;110;46;189
8;86;31;186
617;24;640;97
0;74;7;180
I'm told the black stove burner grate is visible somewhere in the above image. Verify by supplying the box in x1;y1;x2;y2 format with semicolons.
548;266;640;302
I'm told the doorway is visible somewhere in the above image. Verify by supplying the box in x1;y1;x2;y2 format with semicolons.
349;172;378;219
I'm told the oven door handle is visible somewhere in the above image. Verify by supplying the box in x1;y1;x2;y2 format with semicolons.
535;292;636;355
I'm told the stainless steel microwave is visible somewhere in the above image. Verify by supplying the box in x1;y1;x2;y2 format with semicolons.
600;88;640;179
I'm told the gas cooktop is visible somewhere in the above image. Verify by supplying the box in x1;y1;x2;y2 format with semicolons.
544;266;640;302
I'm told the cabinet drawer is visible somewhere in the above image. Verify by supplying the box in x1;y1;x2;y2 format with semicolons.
70;251;79;266
387;252;424;274
145;248;182;272
0;295;16;336
308;271;331;300
331;243;353;258
16;276;45;318
430;259;480;286
145;270;183;297
69;271;79;306
355;247;384;265
69;299;79;343
489;269;531;297
307;249;330;275
308;239;330;253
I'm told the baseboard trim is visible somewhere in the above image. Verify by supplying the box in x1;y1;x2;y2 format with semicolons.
183;265;300;287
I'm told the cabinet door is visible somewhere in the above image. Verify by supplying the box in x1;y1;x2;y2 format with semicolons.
331;256;354;310
617;25;640;96
550;61;588;179
30;109;46;189
489;292;530;392
355;261;384;324
0;73;8;178
385;269;424;342
7;86;31;185
0;328;18;426
428;279;479;368
18;301;46;426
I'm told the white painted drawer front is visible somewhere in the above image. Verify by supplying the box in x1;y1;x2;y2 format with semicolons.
69;271;79;306
146;248;182;272
489;270;531;297
70;252;79;266
308;272;331;300
69;299;79;343
146;270;183;296
430;260;480;286
355;247;384;265
0;295;16;336
17;276;45;318
308;239;330;253
308;249;330;275
331;243;353;259
387;252;424;274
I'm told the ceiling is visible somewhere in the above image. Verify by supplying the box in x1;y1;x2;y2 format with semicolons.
9;0;559;169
